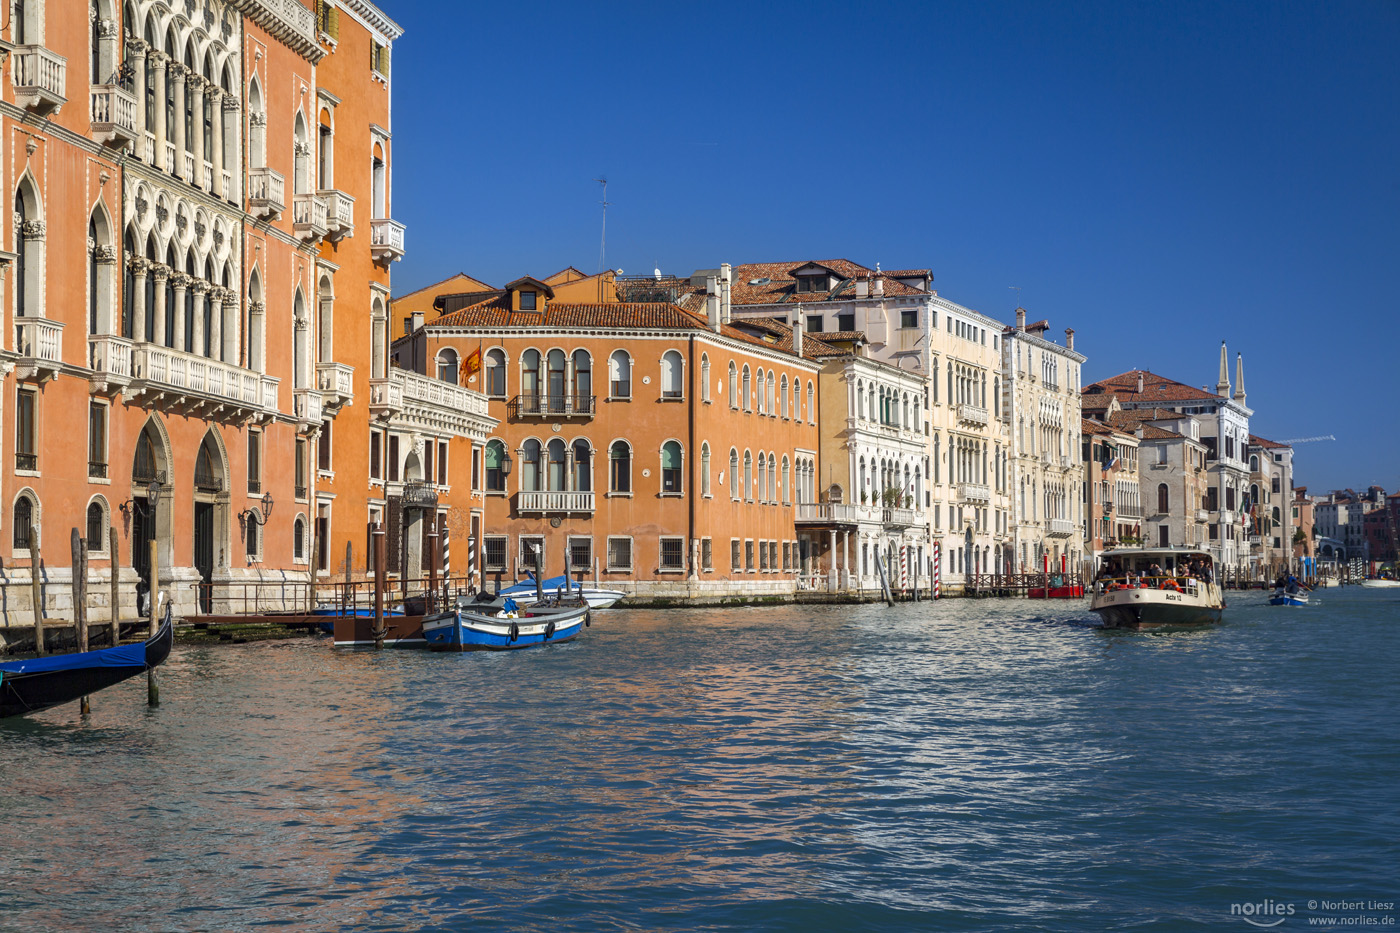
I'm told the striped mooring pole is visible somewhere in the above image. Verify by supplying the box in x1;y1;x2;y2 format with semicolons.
933;541;942;600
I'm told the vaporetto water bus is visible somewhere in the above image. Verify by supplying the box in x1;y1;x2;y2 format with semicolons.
1090;547;1225;630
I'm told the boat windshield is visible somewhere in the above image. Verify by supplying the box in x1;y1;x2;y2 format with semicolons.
1094;552;1214;589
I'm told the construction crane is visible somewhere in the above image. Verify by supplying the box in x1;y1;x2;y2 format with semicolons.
1278;435;1336;445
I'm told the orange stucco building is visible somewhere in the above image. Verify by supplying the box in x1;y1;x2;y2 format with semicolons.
0;0;489;643
391;268;829;599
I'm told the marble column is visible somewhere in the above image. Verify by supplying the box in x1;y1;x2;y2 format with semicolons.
248;300;264;371
221;96;241;202
209;287;224;362
191;281;209;357
190;76;206;188
171;273;190;352
208;87;225;199
128;39;149;139
150;51;168;166
151;265;170;346
170;64;187;177
128;257;149;341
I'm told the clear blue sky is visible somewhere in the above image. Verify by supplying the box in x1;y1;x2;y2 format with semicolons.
388;0;1399;495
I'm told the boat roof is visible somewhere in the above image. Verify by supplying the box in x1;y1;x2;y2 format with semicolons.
1099;547;1213;559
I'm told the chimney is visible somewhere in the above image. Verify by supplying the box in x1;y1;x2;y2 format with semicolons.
856;276;869;299
1065;328;1075;351
1234;353;1246;404
872;276;884;297
720;262;732;324
792;304;804;359
1136;372;1144;394
1216;340;1231;396
705;276;721;333
1016;307;1026;332
410;311;424;332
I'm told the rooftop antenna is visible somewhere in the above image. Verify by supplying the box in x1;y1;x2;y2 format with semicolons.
595;177;610;274
1009;285;1022;307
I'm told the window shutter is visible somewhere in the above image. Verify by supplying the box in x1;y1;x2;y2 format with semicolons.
328;5;340;40
379;45;390;77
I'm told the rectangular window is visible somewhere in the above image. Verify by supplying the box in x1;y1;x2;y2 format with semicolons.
782;541;791;571
731;538;742;572
424;442;434;484
701;537;713;572
659;537;685;572
318;420;332;472
483;535;508;572
247;429;261;494
88;402;108;479
519;290;537;311
569;536;593;574
16;388;36;471
519;535;545;575
370;431;383;480
607;536;633;572
836;312;855;332
806;314;823;333
438;441;449;485
388;434;400;482
472;446;481;491
901;309;918;328
745;539;754;572
295;439;308;499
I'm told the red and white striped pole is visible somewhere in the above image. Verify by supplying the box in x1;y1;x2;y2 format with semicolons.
933;541;941;600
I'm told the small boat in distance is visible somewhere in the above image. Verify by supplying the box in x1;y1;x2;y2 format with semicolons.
499;575;626;610
1359;578;1400;589
1;607;175;719
1269;574;1310;607
1090;547;1224;630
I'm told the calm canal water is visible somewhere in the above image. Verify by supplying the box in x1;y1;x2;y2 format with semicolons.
3;588;1398;932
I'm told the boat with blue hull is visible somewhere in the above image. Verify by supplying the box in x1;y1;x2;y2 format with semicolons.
422;602;589;652
1;608;174;719
499;575;625;609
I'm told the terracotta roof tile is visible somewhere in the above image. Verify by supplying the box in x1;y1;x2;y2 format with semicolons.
730;259;928;305
1249;434;1291;449
1087;369;1223;404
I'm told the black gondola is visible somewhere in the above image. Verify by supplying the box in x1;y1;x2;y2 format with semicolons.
0;607;174;719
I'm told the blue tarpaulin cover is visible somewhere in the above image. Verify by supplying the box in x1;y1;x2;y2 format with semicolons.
0;641;147;677
501;575;571;595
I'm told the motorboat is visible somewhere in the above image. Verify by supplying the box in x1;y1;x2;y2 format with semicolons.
499;575;625;609
422;595;589;651
1090;547;1224;629
1360;578;1400;589
1269;589;1309;607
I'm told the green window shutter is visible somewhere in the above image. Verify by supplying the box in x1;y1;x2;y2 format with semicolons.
379;45;390;77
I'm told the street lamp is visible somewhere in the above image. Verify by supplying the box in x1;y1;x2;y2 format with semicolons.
240;492;274;528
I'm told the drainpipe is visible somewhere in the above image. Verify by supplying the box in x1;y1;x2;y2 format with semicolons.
688;333;698;585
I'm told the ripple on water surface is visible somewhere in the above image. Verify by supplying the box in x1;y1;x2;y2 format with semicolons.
2;589;1398;931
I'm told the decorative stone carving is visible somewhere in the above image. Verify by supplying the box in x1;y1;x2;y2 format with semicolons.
155;203;169;223
98;18;120;38
191;280;212;295
95;245;119;264
169;64;188;83
213;228;225;249
176;213;188;234
248;110;267;126
19;220;46;241
128;37;149;56
135;194;149;215
149;50;168;66
171;273;192;290
222;95;242;113
294;141;312;157
151;264;172;281
195;219;207;240
249;300;266;315
129;256;150;275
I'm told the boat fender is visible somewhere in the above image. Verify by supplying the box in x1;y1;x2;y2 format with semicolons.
509;622;519;643
584;611;590;628
543;619;555;641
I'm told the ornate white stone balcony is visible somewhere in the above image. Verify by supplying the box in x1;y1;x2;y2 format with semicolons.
164;140;177;174
88;334;133;395
957;403;988;427
15;318;64;381
959;483;991;503
90;85;139;148
143;131;156;165
1048;518;1076;538
883;507;920;528
1118;504;1143;519
795;502;860;525
317;361;354;413
14;45;66;116
201;160;214;193
294;386;323;426
293;193;328;243
369;375;404;421
370;218;405;263
319;189;355;240
248;167;286;219
129;342;279;421
1196;509;1210;522
228;0;321;63
517;490;595;514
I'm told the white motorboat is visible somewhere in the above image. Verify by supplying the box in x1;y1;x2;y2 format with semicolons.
499;575;626;609
1360;578;1400;589
1090;547;1224;629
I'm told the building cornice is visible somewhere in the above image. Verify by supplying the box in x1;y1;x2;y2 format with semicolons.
338;0;403;41
228;0;326;64
1005;326;1086;364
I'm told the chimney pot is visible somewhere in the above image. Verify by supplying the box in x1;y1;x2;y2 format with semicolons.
1016;308;1026;332
1065;328;1075;351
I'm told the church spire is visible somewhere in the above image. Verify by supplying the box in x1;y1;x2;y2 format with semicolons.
1216;340;1231;397
1234;353;1246;405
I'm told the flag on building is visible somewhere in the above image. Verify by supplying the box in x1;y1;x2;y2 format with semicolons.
463;346;482;384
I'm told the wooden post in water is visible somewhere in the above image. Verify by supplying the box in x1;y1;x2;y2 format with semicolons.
73;529;90;715
343;541;352;616
372;522;386;650
426;512;439;612
148;538;160;707
28;528;45;656
109;525;121;645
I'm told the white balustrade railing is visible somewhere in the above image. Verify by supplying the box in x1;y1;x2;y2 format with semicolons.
164;141;177;174
293;193;329;233
1049;518;1076;537
14;45;66;102
369;376;405;414
317;361;354;396
132;343;278;411
201;161;214;193
221;169;234;199
16;318;64;361
960;483;991;503
957;403;989;426
517;490;596;513
143;132;157;164
883;507;921;527
795;502;859;524
294;387;324;423
89;335;133;377
248;167;286;213
370;218;406;259
395;368;489;416
90;85;138;134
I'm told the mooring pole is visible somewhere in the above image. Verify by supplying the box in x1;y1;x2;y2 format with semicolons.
109;525;121;645
373;522;386;650
73;529;90;715
148;538;160;707
343;540;352;616
28;528;45;656
426;512;439;612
